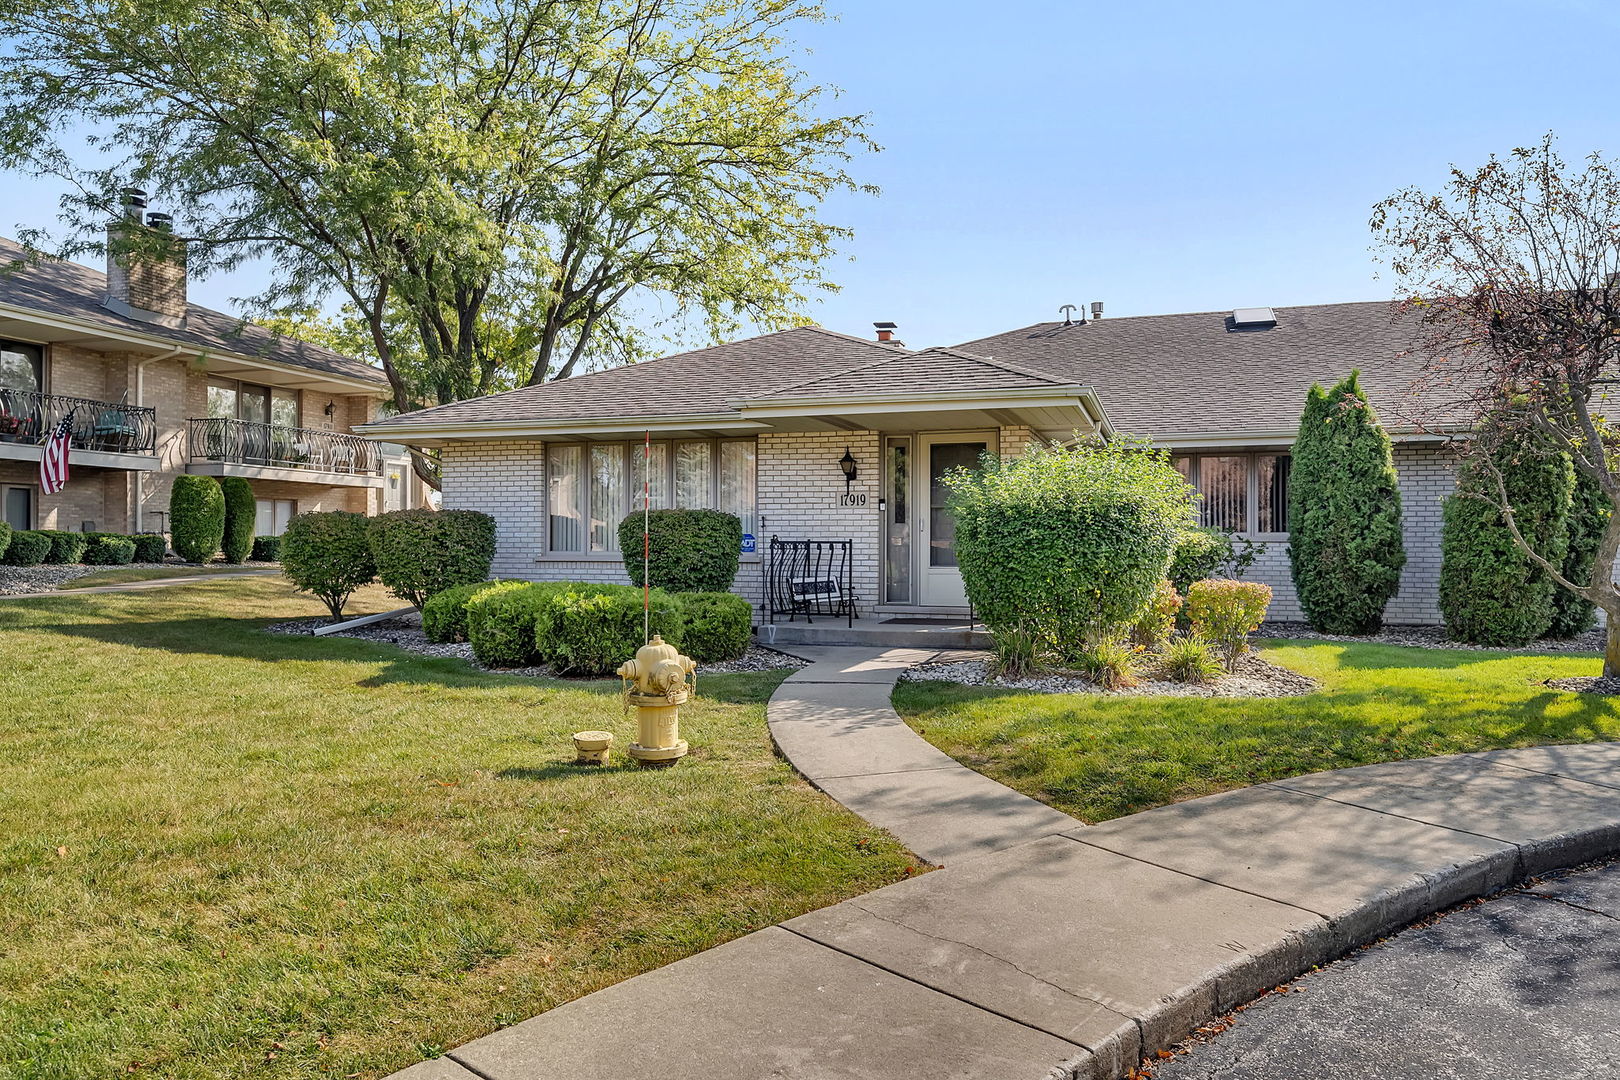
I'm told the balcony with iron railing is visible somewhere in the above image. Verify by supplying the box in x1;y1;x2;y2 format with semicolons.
0;387;158;462
186;417;384;485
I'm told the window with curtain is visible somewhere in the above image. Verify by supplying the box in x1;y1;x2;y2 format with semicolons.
590;444;626;551
271;390;299;429
1197;456;1247;532
548;444;584;552
719;440;757;539
548;439;756;554
1173;452;1293;536
1257;453;1290;534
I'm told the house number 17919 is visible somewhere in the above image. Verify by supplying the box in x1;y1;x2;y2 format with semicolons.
838;492;868;508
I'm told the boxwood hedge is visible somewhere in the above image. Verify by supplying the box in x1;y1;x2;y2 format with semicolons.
131;533;167;563
368;509;497;609
280;511;376;620
169;474;225;563
82;534;137;565
1;530;52;566
676;591;752;662
219;476;256;564
617;509;742;593
37;529;88;564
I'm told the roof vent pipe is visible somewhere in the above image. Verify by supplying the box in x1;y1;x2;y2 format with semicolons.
1059;304;1077;326
145;212;173;232
119;187;147;223
1090;301;1104;320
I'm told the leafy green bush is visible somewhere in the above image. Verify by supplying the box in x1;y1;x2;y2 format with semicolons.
618;509;742;593
218;476;256;564
169;474;224;563
82;534;137;565
1548;469;1608;638
536;584;685;676
676;591;753;662
37;529;87;564
1441;441;1573;646
1129;579;1182;648
945;438;1195;665
1156;633;1225;683
368;508;497;609
1;530;50;566
0;521;10;561
466;582;561;667
1167;528;1233;594
1286;372;1407;633
250;535;281;562
1185;579;1274;666
280;511;376;620
424;579;516;644
131;533;167;562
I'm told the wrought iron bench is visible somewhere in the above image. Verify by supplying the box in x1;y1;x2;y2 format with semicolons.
766;537;856;627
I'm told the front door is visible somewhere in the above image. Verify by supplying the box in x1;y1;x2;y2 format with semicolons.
918;433;992;608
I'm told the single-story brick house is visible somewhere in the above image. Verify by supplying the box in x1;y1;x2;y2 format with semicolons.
360;302;1457;624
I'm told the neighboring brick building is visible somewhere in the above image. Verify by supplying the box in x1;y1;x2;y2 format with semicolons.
365;302;1463;626
0;196;425;541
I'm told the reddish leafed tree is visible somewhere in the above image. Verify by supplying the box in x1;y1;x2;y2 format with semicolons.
1372;135;1620;674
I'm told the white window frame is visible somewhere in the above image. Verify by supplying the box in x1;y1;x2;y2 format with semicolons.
1174;451;1291;539
545;437;758;558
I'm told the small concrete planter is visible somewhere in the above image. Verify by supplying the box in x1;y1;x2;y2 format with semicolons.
572;730;614;766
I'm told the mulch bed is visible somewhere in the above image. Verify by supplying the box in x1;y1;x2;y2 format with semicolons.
900;650;1319;698
1255;620;1606;654
264;614;811;677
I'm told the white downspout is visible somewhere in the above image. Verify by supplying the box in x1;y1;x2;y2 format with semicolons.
133;345;185;533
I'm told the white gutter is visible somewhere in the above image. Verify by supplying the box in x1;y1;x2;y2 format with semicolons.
356;412;771;441
133;344;184;533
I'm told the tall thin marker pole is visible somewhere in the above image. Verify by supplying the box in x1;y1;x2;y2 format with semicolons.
643;428;651;644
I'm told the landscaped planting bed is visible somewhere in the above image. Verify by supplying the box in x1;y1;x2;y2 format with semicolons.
895;638;1620;822
0;577;913;1079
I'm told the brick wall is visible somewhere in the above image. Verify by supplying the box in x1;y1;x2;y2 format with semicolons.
440;440;547;579
1240;441;1453;625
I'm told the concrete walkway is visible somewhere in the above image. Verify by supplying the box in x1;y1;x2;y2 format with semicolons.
1;569;281;598
384;646;1620;1080
765;646;1080;865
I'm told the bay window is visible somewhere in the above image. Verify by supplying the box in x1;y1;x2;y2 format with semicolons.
548;438;757;554
1174;452;1291;536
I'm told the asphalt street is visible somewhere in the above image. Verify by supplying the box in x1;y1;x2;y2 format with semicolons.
1153;860;1620;1079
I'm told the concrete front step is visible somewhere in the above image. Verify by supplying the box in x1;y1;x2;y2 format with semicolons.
757;617;991;650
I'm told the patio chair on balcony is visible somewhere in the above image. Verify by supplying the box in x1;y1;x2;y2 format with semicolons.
91;407;142;452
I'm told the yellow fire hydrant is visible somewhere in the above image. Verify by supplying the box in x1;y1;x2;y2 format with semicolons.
616;634;696;767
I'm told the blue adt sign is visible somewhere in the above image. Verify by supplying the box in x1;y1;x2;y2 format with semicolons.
741;533;756;554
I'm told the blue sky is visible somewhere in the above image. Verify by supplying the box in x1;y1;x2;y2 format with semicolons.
6;0;1618;350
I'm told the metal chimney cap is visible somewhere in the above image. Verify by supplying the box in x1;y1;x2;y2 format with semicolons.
1089;301;1104;318
119;187;148;207
145;212;174;231
873;321;898;330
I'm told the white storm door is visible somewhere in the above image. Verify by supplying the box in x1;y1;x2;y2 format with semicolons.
917;432;994;608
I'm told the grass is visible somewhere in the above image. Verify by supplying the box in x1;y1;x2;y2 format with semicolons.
0;579;915;1080
56;565;274;589
893;639;1620;823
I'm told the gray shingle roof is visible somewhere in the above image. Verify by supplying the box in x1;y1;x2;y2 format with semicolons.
953;302;1443;438
755;345;1071;399
0;237;387;388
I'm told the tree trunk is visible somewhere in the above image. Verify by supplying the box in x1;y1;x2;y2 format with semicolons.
1606;618;1620;679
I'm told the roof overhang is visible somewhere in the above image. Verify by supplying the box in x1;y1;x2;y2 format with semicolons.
360;386;1116;446
0;302;389;396
1147;426;1463;450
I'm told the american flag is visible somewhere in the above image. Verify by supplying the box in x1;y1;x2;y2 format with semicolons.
39;416;71;495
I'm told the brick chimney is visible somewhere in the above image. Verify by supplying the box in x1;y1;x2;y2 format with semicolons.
873;321;904;347
104;188;188;329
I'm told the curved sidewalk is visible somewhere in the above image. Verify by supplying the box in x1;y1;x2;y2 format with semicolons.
390;650;1620;1080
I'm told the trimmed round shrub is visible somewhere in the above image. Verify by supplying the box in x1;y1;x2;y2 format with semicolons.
1286;371;1406;633
677;591;753;662
1441;440;1573;646
82;534;137;565
37;529;87;564
169;474;225;563
1;530;51;566
251;535;282;562
944;438;1194;667
424;579;518;644
1548;469;1609;638
466;582;564;667
218;476;256;564
1167;527;1233;595
368;508;497;609
280;510;376;620
0;521;10;561
618;509;742;593
535;583;684;676
1185;578;1274;666
131;533;167;562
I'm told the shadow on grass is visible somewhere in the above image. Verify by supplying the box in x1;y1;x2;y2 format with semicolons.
1262;637;1604;672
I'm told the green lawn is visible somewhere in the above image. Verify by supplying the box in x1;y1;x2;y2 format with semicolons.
0;580;915;1080
893;640;1620;823
57;565;274;588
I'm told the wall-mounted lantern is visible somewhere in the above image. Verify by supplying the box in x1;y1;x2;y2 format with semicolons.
839;447;857;495
324;401;336;418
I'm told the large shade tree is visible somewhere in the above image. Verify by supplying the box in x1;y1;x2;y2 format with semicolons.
0;0;872;479
1373;136;1620;673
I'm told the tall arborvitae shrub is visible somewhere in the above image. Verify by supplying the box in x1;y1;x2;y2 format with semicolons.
169;474;225;563
1547;470;1609;638
1286;372;1407;633
1440;440;1574;646
218;476;256;564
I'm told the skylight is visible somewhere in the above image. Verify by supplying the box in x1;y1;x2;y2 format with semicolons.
1231;307;1278;327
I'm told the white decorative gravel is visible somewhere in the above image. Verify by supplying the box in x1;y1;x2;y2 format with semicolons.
900;650;1318;698
264;615;809;677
